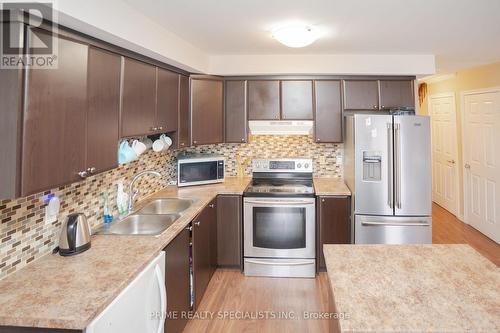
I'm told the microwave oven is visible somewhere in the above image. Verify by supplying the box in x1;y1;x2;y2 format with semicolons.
177;155;225;187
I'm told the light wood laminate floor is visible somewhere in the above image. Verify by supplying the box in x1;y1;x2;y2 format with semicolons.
184;203;500;333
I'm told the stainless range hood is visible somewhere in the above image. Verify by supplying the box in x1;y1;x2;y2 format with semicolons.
248;120;313;135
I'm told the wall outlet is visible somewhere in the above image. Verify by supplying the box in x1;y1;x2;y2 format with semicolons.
336;155;343;165
44;196;60;225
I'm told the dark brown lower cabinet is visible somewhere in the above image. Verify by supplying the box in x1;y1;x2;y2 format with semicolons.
317;196;351;271
164;228;191;333
217;195;242;268
192;199;217;310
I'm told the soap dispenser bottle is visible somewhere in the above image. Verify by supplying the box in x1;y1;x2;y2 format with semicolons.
116;182;129;216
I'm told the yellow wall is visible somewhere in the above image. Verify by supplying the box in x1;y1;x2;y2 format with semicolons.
419;61;500;217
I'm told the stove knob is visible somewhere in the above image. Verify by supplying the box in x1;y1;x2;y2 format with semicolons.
297;163;302;169
304;163;310;169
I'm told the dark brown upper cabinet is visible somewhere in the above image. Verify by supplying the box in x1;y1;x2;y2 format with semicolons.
217;195;242;268
343;80;379;111
281;80;313;120
191;77;224;146
22;29;88;195
379;80;414;110
314;80;343;143
177;75;190;148
164;227;190;333
156;68;179;133
121;57;157;137
317;196;351;271
225;80;248;143
192;199;217;310
87;47;121;175
248;80;280;120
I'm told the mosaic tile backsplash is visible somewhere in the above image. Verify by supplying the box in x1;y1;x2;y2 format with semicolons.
0;135;342;279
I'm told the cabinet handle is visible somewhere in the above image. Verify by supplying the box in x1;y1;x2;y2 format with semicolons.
87;167;96;174
158;126;163;131
321;199;325;202
381;105;385;109
241;138;245;142
78;171;88;178
209;204;215;208
180;142;185;146
194;221;201;226
316;138;321;142
151;126;158;131
373;105;378;109
186;226;192;231
193;140;198;145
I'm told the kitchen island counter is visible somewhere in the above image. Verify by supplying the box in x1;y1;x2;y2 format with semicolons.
324;244;500;332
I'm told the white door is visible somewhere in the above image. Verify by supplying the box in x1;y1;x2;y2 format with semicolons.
428;94;459;215
463;89;500;244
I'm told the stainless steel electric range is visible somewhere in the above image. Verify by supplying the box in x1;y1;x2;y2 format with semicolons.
243;158;316;278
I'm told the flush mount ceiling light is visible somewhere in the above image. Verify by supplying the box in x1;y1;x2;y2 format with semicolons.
271;25;320;48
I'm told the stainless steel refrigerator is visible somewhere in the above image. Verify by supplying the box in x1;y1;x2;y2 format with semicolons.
344;114;432;244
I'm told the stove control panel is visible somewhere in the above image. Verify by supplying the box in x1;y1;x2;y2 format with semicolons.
252;159;313;173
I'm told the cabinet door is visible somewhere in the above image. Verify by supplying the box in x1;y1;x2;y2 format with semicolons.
379;80;414;109
191;78;224;145
22;30;88;195
317;196;351;271
177;75;190;148
192;200;217;310
314;80;343;143
225;80;248;143
121;58;156;137
87;47;121;174
343;80;379;110
248;80;280;120
217;195;242;268
281;80;313;120
164;228;190;333
156;68;179;133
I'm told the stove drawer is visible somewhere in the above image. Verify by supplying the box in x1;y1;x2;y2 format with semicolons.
244;258;316;278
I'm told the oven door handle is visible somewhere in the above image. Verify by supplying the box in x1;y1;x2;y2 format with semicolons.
245;259;314;266
244;199;314;205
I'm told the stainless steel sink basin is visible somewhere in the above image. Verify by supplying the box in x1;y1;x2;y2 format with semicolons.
95;214;180;236
136;198;194;215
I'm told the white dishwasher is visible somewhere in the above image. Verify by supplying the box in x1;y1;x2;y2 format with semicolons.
86;251;166;333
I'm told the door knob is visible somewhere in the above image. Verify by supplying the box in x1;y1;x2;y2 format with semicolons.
464;163;471;169
78;171;88;178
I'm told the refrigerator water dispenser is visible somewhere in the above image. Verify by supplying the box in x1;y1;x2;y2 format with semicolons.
362;152;382;181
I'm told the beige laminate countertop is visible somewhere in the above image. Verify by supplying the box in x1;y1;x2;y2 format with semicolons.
324;244;500;333
313;178;351;196
0;177;251;330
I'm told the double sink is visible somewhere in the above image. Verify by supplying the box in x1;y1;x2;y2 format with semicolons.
95;198;195;236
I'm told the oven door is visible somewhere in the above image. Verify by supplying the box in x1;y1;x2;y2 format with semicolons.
244;197;316;258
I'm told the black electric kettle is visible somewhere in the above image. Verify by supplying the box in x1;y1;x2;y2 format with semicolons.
58;213;91;256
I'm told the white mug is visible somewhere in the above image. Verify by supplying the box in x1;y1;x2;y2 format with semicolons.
160;134;172;147
131;140;147;156
152;139;167;152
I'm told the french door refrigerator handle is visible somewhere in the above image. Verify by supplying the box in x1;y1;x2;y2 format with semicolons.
394;123;402;209
361;220;430;227
387;123;394;209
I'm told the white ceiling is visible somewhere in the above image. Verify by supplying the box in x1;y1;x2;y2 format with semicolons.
123;0;500;73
